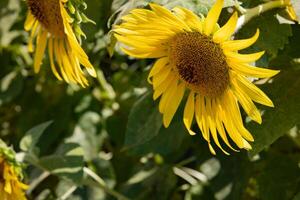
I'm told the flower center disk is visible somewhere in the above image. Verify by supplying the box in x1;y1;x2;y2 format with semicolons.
27;0;65;37
169;32;229;98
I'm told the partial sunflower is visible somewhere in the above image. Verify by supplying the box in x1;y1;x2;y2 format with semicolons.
284;0;299;22
0;142;28;200
114;0;280;154
24;0;96;87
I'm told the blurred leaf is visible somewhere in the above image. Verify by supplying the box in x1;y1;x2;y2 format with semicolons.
248;68;300;156
257;154;300;200
0;70;23;106
20;121;53;152
128;115;188;157
0;0;22;47
67;111;101;161
39;142;85;184
124;92;162;149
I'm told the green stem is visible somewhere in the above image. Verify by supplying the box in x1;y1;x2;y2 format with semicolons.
83;167;130;200
236;0;288;31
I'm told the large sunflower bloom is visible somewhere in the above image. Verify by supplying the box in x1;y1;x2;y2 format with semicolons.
0;154;28;200
24;0;96;87
114;0;279;154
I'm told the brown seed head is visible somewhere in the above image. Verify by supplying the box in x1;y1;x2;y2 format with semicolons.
169;32;229;98
27;0;65;37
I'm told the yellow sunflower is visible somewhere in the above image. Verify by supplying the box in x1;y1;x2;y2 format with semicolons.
0;153;28;200
284;0;298;22
24;0;96;87
114;0;280;154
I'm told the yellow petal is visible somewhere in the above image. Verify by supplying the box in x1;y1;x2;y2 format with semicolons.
121;47;167;59
24;12;35;31
159;81;178;113
172;7;203;32
223;89;254;142
148;57;169;83
48;37;63;80
225;51;265;63
221;29;260;51
215;102;239;152
34;29;48;73
149;3;191;31
28;21;39;52
153;67;171;88
204;0;224;35
213;12;238;43
236;75;274;107
228;61;280;78
207;99;229;155
195;95;210;141
232;79;262;124
153;73;177;100
183;91;196;135
163;82;185;127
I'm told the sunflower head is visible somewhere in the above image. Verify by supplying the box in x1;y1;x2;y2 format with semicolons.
24;0;96;87
0;140;28;200
169;32;229;98
114;0;280;154
27;0;65;37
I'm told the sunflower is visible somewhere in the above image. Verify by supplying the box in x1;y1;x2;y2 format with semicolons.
284;0;298;22
0;151;28;200
114;0;280;154
24;0;96;87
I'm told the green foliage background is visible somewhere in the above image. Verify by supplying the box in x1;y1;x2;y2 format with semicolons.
0;0;300;199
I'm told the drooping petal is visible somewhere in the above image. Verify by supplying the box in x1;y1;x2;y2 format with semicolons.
33;29;48;73
163;82;185;127
207;99;229;155
232;79;262;124
24;12;36;31
236;75;274;107
183;92;196;135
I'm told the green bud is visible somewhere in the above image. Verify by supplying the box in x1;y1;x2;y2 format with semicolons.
67;1;76;14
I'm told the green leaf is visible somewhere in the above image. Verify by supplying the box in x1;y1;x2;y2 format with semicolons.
39;142;84;184
0;71;23;106
124;92;162;149
257;154;300;200
128;110;188;157
20;121;53;152
248;68;300;156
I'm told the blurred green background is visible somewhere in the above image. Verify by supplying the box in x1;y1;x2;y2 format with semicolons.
0;0;300;199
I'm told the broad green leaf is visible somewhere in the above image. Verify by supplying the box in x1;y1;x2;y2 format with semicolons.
248;68;300;156
124;92;162;149
257;154;300;200
20;121;53;152
39;142;84;184
67;111;101;161
0;71;23;106
128;110;189;157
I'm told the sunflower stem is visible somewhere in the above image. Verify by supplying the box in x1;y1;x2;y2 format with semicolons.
236;0;288;32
